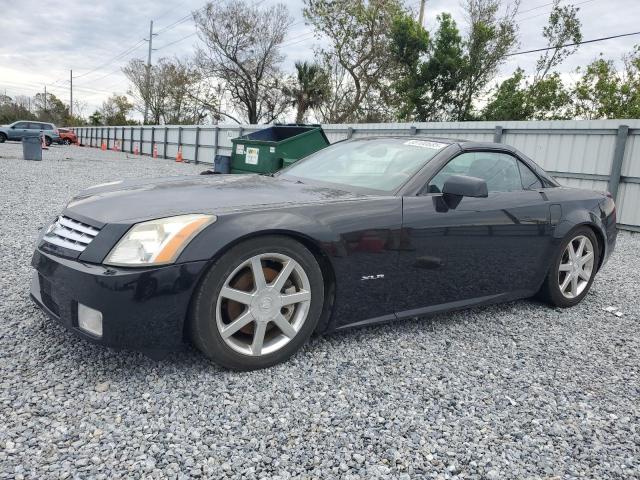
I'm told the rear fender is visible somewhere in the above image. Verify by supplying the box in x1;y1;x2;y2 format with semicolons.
553;200;610;270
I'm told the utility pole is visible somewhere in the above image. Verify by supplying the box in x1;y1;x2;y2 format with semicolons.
44;85;47;114
143;20;155;125
70;70;73;118
418;0;426;26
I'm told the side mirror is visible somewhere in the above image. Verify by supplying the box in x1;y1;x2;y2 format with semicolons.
441;175;488;209
442;175;488;198
10;125;16;129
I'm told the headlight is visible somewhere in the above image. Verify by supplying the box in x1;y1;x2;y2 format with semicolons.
104;214;216;266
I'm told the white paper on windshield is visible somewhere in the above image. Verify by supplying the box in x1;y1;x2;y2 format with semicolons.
245;147;259;165
404;139;447;149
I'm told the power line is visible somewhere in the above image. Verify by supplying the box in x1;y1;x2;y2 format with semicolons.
507;30;640;57
72;39;146;80
155;31;198;50
518;0;597;22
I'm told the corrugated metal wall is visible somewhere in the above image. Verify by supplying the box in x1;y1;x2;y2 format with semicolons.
75;120;640;230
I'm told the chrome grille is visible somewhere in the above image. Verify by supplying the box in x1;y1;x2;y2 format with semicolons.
43;216;100;252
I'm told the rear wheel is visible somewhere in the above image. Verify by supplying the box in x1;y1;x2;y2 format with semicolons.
539;227;599;307
0;133;6;143
189;236;324;370
44;136;52;146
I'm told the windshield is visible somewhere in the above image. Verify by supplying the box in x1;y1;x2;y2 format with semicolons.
280;138;447;192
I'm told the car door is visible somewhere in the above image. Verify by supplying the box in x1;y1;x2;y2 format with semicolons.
9;122;29;140
396;150;555;315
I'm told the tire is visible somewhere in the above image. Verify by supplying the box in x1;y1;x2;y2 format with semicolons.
63;138;71;145
189;236;325;370
538;226;599;308
0;133;6;143
45;136;52;146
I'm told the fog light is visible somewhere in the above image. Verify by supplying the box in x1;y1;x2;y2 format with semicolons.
78;303;103;337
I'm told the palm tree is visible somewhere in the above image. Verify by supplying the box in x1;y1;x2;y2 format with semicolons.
285;61;330;123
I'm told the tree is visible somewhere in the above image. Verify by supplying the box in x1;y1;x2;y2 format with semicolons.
482;2;580;121
573;47;640;119
390;12;466;121
303;0;405;123
194;0;293;124
89;110;103;126
124;57;216;124
33;92;69;125
534;0;582;82
482;68;571;120
283;62;330;123
452;0;520;120
0;95;36;124
100;94;134;125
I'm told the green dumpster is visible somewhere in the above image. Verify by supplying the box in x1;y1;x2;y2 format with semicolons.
231;125;329;174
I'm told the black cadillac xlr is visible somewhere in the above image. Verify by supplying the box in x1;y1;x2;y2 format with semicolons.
31;137;617;370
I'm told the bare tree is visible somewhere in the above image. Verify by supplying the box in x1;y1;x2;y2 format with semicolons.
123;57;216;124
194;0;293;124
304;0;405;123
123;58;170;124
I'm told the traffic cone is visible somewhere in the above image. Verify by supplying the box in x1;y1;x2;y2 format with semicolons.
175;146;183;163
41;134;49;150
153;144;158;159
101;142;106;151
134;143;139;155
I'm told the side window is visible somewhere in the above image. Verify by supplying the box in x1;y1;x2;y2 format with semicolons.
518;161;543;189
14;122;28;129
27;123;40;130
428;151;532;193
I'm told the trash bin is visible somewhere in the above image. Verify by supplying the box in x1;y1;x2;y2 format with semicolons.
214;154;231;174
231;124;329;174
22;136;42;161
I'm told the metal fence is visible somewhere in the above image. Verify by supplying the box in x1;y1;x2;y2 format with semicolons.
75;120;640;231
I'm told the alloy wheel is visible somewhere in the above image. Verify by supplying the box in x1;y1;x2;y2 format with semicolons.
215;253;311;356
558;235;595;299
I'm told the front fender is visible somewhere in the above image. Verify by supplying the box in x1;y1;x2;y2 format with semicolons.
177;210;338;264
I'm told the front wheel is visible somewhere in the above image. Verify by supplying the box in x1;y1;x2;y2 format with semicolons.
538;227;599;307
189;236;325;370
0;133;6;143
63;138;71;145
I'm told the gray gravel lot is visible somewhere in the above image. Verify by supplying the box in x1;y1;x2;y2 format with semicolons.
0;142;638;479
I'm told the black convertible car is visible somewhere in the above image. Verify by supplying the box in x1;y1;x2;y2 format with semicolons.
30;137;617;370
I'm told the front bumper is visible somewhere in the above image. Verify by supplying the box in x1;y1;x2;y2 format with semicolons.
31;249;209;354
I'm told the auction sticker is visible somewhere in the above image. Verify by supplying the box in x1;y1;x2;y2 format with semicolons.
236;144;245;154
404;140;447;149
246;147;259;165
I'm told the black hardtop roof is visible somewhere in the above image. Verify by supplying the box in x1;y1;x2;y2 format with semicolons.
357;135;516;152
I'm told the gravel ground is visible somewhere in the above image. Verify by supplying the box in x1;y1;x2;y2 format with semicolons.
0;141;638;479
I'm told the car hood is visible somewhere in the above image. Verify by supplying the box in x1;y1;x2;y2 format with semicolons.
64;174;365;225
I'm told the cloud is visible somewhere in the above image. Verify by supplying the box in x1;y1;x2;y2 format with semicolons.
1;0;639;118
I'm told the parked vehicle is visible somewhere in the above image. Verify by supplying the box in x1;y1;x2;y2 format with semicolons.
0;121;60;146
30;137;617;370
57;128;78;145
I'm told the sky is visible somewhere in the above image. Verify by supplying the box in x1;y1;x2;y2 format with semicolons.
1;0;639;121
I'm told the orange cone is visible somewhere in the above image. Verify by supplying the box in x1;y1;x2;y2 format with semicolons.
176;146;183;163
134;144;139;155
41;134;49;150
101;142;106;151
153;144;158;159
